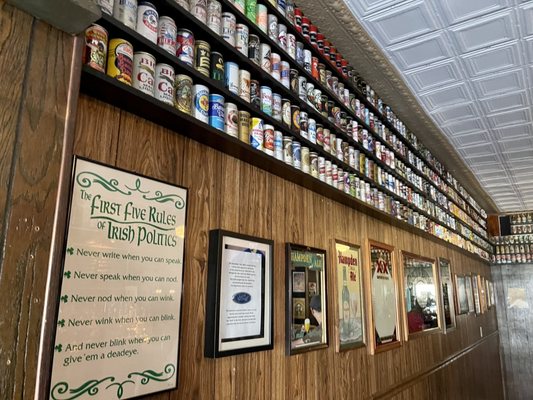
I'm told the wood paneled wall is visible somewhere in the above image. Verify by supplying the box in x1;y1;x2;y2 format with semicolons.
68;93;505;400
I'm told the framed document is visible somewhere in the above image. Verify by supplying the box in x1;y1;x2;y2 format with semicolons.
438;258;456;332
454;275;469;315
334;240;365;351
465;275;475;314
205;230;274;358
366;240;400;354
286;244;328;355
400;252;439;338
471;274;481;315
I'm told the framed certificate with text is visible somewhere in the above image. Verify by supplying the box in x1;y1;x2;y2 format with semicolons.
454;275;469;315
366;240;401;354
205;230;274;358
438;258;456;332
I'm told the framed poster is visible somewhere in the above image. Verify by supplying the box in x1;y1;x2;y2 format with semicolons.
438;258;456;332
471;274;481;315
334;240;365;351
465;275;475;314
286;244;328;355
479;276;487;313
205;230;273;358
292;271;306;293
454;275;469;315
367;240;400;354
400;252;439;338
50;157;188;400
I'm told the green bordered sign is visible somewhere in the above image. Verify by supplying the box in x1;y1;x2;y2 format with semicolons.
49;157;188;400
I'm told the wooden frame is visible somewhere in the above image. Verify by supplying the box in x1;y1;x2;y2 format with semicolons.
333;240;366;352
365;240;401;354
286;243;328;355
465;275;475;314
205;230;274;358
437;258;456;333
454;274;469;315
399;252;440;340
471;274;481;315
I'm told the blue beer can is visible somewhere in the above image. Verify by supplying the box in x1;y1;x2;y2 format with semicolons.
209;94;225;131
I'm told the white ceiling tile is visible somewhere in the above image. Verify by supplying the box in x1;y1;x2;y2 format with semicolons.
449;10;516;53
430;102;479;125
495;124;533;140
436;0;509;25
518;2;533;37
477;170;507;180
387;33;452;69
344;0;406;17
499;137;533;152
507;158;533;169
471;68;525;98
442;118;485;133
419;82;471;110
479;91;529;114
487;107;531;128
454;131;490;147
366;1;440;46
501;148;533;159
460;41;522;77
404;59;462;92
457;142;496;156
465;154;500;164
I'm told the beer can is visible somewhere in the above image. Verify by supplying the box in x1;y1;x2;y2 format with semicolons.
274;130;283;160
282;98;291;128
207;0;222;34
280;61;290;88
272;93;282;121
259;43;271;73
210;51;224;81
235;24;249;56
107;38;133;85
310;152;318;178
132;51;155;96
335;138;343;161
318;63;326;84
337;168;343;190
263;124;275;155
224;61;239;94
291;105;300;133
268;14;278;41
296;41;304;65
311;57;319;79
306;82;315;106
292;140;301;169
192;84;209;123
278;23;287;49
271;52;281;80
256;4;268;33
349;146;355;168
195;40;211;76
233;0;245;12
155;63;174;105
286;0;295;23
239;69;251;102
313;88;322;111
98;0;114;15
113;0;137;30
303;49;312;73
224;102;238;136
290;69;299;93
175;0;189;8
248;34;260;65
250;79;260;108
330;133;336;155
323;128;330;152
308;118;316;144
222;12;236;46
300;111;308;138
250;117;264;150
191;0;208;24
318;156;325;181
301;146;310;173
136;2;158;44
175;74;193;114
342;141;349;162
245;0;257;21
287;33;296;59
277;0;286;15
209;94;225;131
332;164;338;188
298;76;307;101
283;136;293;165
238;110;250;143
176;29;194;66
325;160;332;185
260;86;273;116
316;124;323;146
344;171;350;194
83;24;108;73
158;16;177;55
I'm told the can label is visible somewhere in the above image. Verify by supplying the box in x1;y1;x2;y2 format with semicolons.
268;14;278;41
98;0;114;15
318;156;325;181
239;69;251;102
272;94;282;121
222;12;236;46
107;39;133;85
191;0;208;23
310;152;318;177
158;17;177;54
300;111;308;138
282;99;291;128
234;0;245;12
298;76;307;100
209;94;225;131
274;130;283;160
195;41;210;76
271;53;281;80
280;61;290;88
283;136;293;165
250;118;264;150
245;0;257;21
263;125;275;155
287;33;296;59
193;84;209;123
177;29;194;66
84;24;108;73
260;43;271;73
175;74;193;114
238;111;250;143
301;146;310;173
225;103;238;137
292;141;301;169
155;63;174;105
236;24;249;56
291;106;300;133
308;119;316;144
224;62;239;94
248;34;260;65
113;0;137;30
207;0;222;34
278;23;287;48
260;86;272;116
250;80;260;108
136;2;158;44
211;52;224;81
256;4;268;32
132;52;155;96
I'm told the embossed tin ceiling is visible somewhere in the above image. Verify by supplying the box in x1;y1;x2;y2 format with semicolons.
300;0;533;213
344;0;533;213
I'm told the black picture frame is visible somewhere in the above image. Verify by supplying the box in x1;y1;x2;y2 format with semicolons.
286;243;328;355
205;230;274;358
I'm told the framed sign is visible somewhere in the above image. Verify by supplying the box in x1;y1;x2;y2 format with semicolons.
471;274;481;315
286;244;328;355
454;275;469;315
205;230;273;358
50;157;188;400
438;258;456;332
367;240;400;354
465;275;475;314
334;240;365;351
489;281;495;307
400;252;439;338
